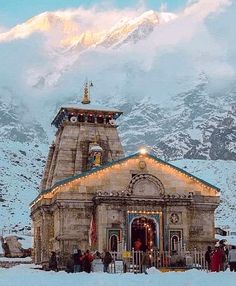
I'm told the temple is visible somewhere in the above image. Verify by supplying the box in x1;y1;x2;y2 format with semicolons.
30;82;220;267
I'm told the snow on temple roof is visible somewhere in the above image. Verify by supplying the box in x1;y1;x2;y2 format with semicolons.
60;104;122;113
31;152;220;206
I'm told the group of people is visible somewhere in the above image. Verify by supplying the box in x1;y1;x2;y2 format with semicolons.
205;241;236;272
49;249;113;273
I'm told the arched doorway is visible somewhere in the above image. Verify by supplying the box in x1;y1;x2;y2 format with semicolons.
131;217;157;251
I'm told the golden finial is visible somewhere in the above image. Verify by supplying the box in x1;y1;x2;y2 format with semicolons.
81;80;93;104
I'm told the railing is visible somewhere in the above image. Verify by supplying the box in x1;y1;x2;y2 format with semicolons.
109;249;208;273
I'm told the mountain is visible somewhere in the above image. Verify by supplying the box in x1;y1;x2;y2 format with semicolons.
0;12;80;46
0;10;176;48
0;140;47;232
119;76;236;161
0;5;235;232
171;160;236;231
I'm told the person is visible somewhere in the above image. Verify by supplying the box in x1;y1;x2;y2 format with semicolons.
219;240;228;271
49;251;58;271
228;245;236;272
92;251;103;272
205;246;212;270
82;250;94;273
211;243;225;272
141;248;151;274
66;254;74;273
219;243;227;271
73;249;82;273
102;250;113;273
134;238;142;251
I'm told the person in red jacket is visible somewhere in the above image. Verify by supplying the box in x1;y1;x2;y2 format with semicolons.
82;250;94;273
211;244;226;272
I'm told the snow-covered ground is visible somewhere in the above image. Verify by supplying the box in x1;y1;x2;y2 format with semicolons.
0;257;32;262
0;264;235;286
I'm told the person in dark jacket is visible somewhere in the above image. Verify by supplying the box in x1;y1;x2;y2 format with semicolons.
66;255;74;273
49;251;58;271
205;246;212;270
141;249;151;274
228;245;236;272
102;250;113;273
73;249;82;273
82;250;94;273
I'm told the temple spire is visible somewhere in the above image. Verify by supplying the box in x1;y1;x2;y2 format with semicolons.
81;80;93;104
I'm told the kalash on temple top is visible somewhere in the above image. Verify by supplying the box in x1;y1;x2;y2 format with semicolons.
52;81;123;129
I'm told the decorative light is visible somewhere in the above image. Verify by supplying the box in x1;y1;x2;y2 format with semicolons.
139;148;147;155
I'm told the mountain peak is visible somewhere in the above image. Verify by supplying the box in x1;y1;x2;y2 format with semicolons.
0;11;79;44
0;9;177;47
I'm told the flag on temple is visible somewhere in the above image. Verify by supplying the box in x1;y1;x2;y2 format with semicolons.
89;213;96;246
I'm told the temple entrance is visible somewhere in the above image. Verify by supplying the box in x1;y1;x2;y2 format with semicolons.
131;217;157;251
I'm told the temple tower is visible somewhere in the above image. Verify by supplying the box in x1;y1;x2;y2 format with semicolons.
40;82;124;190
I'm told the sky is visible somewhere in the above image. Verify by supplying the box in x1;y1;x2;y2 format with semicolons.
0;0;187;26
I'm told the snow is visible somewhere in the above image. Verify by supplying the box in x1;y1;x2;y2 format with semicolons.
60;104;122;113
171;160;236;230
0;264;236;286
0;140;47;230
0;257;32;262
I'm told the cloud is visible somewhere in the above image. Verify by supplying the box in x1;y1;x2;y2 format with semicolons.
127;0;235;91
183;0;231;20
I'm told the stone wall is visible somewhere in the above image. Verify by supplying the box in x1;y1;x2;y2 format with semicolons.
40;122;124;191
32;154;219;265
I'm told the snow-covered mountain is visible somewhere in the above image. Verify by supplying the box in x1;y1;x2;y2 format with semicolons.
0;3;236;232
0;10;176;48
0;12;80;46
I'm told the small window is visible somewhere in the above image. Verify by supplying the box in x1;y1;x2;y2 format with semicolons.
97;116;104;124
109;235;118;252
171;235;180;251
87;114;95;123
78;114;85;122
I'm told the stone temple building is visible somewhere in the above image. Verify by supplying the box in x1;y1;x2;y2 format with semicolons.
30;83;220;266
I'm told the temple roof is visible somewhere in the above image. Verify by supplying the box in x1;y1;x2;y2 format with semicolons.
30;152;220;206
61;104;122;113
52;81;123;126
51;105;123;127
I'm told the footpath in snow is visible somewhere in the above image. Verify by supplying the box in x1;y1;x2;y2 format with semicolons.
0;264;235;286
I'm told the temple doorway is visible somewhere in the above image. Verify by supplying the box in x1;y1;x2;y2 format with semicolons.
131;216;157;251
